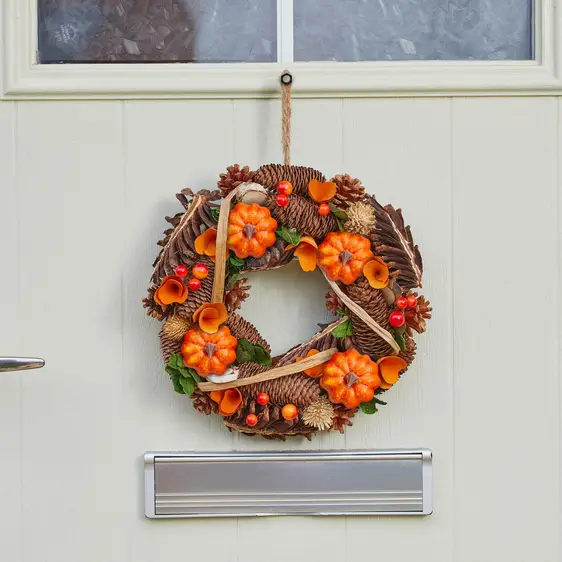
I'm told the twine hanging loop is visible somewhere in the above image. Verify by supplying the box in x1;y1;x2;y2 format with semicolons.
281;71;293;166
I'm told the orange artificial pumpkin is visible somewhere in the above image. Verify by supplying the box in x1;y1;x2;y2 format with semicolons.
317;232;374;285
320;348;381;409
227;202;278;259
181;325;237;377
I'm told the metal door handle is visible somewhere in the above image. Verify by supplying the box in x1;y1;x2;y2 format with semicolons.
0;357;45;372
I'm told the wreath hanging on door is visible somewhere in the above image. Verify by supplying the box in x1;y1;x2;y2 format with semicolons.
143;75;431;440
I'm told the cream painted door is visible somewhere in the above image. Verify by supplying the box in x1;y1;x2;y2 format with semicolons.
0;96;560;562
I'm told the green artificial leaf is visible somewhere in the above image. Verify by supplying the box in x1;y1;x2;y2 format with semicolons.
236;338;256;363
188;369;202;383
165;365;180;378
254;344;273;366
171;374;186;395
167;352;182;371
336;308;347;317
360;401;378;415
332;319;354;338
179;375;196;396
225;273;242;291
210;207;221;222
329;203;349;222
229;253;245;267
276;226;301;246
374;397;387;406
335;217;346;232
395;334;406;352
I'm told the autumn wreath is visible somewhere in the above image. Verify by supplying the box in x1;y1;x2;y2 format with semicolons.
144;163;432;440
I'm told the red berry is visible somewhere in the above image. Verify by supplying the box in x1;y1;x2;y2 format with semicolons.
175;264;188;278
276;181;293;196
276;193;289;207
282;404;298;421
318;203;331;216
256;392;270;406
407;295;418;308
192;263;209;280
246;414;258;427
389;310;405;328
188;278;201;291
395;296;408;310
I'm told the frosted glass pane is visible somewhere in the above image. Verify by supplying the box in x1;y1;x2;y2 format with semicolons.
38;0;276;63
294;0;533;61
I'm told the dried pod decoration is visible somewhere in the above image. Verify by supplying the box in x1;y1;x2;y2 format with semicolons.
145;162;430;440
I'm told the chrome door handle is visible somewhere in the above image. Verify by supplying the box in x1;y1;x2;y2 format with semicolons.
0;357;45;372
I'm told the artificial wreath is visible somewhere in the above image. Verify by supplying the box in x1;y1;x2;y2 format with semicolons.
143;163;432;440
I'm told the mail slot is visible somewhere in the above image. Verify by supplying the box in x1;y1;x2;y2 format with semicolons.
145;449;432;518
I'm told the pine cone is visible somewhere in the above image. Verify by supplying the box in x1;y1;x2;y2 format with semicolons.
217;164;255;197
224;397;316;440
254;164;325;197
265;194;338;241
345;278;395;360
172;258;214;319
224;277;251;313
226;314;270;351
244;239;295;272
331;405;358;434
330;174;366;209
400;330;417;365
143;285;168;320
405;292;432;334
191;389;218;415
159;326;182;364
344;201;376;236
325;290;344;315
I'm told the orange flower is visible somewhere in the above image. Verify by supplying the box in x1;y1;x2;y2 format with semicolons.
363;256;390;289
210;388;243;416
377;356;408;389
296;349;325;377
308;179;337;203
195;228;218;261
292;236;318;272
154;275;188;306
193;302;228;334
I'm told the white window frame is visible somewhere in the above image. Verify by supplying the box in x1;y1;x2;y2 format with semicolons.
1;0;560;99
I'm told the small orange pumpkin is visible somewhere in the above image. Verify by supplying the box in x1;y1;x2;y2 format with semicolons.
227;202;278;259
320;348;381;409
181;325;238;377
317;232;374;285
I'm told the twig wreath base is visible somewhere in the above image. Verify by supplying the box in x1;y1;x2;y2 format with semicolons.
144;163;432;440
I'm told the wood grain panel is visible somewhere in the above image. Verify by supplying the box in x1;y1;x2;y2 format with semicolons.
0;102;22;561
122;100;239;561
16;101;127;562
452;97;559;561
341;98;454;562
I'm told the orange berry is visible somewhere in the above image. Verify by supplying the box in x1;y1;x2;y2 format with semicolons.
246;414;258;426
192;263;209;280
256;392;270;406
276;181;293;196
282;404;298;421
318;203;331;216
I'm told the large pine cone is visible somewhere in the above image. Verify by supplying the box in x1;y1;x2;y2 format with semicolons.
331;174;366;209
224;278;251;313
265;194;337;241
226;314;270;351
224;397;316;440
244;239;295;272
173;257;215;320
159;326;182;364
254;164;325;197
345;278;395;360
217;164;255;197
